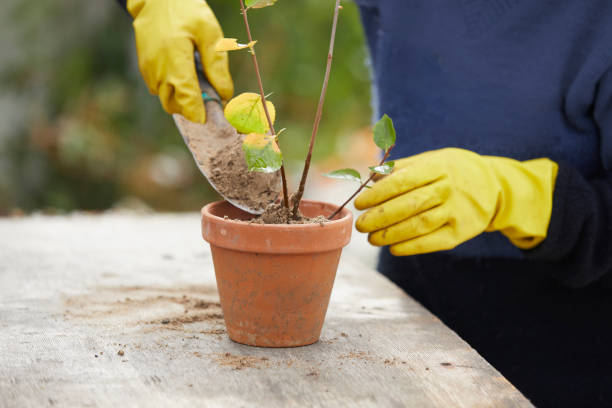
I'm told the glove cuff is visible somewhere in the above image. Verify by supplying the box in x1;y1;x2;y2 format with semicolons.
485;156;559;249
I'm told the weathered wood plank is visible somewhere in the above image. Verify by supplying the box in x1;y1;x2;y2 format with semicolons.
0;213;532;407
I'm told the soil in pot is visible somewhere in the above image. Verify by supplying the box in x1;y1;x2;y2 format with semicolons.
247;202;328;225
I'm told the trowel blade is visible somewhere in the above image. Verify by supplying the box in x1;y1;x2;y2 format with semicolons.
173;108;281;215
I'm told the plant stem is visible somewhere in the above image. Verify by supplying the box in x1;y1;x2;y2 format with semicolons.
291;0;342;217
239;0;289;208
327;146;394;220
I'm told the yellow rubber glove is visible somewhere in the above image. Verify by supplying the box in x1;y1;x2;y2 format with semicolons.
127;0;234;123
355;148;559;256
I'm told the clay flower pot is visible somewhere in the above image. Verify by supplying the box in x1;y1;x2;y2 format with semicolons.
201;200;352;347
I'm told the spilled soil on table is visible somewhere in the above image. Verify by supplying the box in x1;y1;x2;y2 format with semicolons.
62;285;225;335
210;352;272;370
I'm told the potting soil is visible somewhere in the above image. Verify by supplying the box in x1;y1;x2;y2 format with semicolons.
208;138;281;213
247;202;329;225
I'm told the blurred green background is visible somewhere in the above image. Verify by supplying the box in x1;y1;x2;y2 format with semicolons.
0;0;372;214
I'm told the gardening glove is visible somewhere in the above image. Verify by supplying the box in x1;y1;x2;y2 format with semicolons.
127;0;234;123
355;148;559;256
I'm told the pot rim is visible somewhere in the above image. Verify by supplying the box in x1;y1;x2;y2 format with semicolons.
201;200;353;254
200;200;352;229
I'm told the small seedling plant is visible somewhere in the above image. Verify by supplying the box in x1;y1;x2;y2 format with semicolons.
216;0;397;220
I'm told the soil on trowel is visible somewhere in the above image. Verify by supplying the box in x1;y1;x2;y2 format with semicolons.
208;138;280;213
248;201;329;225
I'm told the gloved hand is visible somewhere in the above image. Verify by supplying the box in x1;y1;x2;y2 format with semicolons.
355;148;559;256
127;0;233;123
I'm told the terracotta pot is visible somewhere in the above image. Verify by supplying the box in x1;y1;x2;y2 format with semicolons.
201;200;352;347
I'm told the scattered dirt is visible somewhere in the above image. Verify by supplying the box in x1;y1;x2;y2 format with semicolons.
338;351;377;362
209;350;409;372
193;300;216;309
337;351;409;367
118;350;124;356
211;352;272;370
340;332;348;338
208;137;281;213
384;357;408;366
63;285;223;334
438;361;480;369
152;313;224;326
200;328;226;335
209;354;322;372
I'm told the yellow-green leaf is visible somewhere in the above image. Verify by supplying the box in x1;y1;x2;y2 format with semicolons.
224;92;276;134
242;133;282;173
246;0;278;9
215;38;257;52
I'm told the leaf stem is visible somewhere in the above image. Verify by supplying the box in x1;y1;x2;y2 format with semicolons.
239;0;289;208
327;146;394;220
291;0;342;217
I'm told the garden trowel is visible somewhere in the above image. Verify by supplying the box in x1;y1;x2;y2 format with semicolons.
173;53;281;214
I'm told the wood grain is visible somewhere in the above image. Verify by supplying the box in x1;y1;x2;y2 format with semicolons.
0;213;532;407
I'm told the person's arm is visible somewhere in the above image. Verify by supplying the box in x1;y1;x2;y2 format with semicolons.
355;66;612;289
525;68;612;288
117;0;233;123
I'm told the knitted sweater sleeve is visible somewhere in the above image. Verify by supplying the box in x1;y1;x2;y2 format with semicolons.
116;0;128;12
526;67;612;288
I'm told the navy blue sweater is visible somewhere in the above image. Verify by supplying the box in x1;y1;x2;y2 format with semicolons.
357;0;612;406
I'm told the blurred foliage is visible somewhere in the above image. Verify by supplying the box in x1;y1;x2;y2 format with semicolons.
0;0;371;213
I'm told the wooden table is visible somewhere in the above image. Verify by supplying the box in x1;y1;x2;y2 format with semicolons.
0;213;532;407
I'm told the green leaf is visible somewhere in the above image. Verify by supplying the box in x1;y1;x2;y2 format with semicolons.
246;0;278;9
373;114;396;151
369;161;395;175
322;168;362;183
242;133;282;173
224;92;275;134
